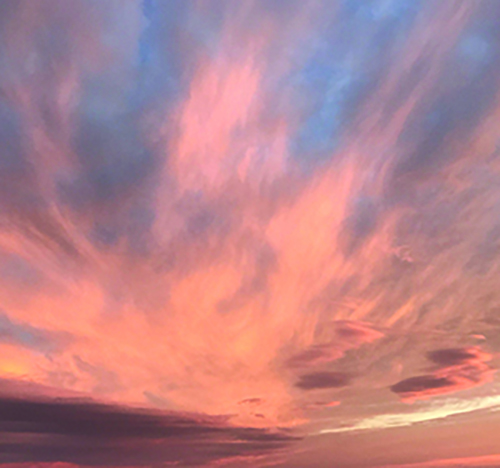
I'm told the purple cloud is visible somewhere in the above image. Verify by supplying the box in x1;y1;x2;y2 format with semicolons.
0;394;299;466
296;371;352;390
391;347;495;401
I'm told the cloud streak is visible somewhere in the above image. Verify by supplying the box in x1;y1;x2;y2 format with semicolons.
318;394;500;435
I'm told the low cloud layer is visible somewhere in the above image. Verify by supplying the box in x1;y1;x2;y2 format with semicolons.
0;393;298;466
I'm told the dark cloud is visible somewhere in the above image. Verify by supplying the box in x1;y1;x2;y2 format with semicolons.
427;348;480;367
390;375;453;395
0;395;298;466
390;347;495;401
64;114;154;211
296;371;352;390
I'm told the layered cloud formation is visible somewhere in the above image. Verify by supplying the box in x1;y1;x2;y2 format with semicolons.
0;391;297;466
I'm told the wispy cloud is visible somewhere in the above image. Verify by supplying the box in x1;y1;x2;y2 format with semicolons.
1;0;500;465
318;394;500;435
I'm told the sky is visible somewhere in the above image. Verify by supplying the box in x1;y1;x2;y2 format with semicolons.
1;0;500;467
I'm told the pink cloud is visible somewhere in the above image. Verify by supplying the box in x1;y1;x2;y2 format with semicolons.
287;320;383;368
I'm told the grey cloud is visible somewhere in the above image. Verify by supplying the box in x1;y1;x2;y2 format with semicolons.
387;2;500;200
390;375;453;395
390;347;495;400
427;348;480;367
0;395;299;466
296;371;352;390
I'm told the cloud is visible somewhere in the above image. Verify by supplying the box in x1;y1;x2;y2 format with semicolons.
391;376;453;395
318;394;500;435
387;0;500;200
1;2;500;461
334;320;384;342
303;400;340;411
0;393;299;466
390;347;495;402
287;320;383;368
238;398;264;406
426;348;489;367
296;371;352;390
0;311;70;353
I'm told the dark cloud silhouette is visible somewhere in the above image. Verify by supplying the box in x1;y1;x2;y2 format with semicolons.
0;395;298;466
427;348;481;367
391;347;495;401
296;371;352;390
390;375;453;395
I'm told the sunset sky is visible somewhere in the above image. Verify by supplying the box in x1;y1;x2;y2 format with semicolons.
1;0;500;467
